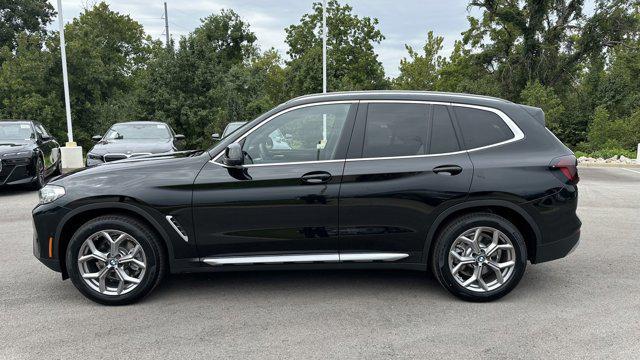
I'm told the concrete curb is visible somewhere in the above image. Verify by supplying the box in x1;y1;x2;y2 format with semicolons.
578;163;640;168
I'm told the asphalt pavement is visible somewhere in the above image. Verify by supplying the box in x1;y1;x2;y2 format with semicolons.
0;167;639;359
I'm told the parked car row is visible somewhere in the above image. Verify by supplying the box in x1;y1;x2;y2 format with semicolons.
1;119;244;189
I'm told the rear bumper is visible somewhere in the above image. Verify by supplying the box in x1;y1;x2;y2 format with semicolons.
534;227;580;263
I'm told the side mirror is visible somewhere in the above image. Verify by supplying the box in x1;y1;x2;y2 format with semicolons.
223;143;243;167
92;135;102;142
212;133;221;141
174;134;185;141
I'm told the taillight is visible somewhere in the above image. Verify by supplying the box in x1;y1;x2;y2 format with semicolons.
549;155;579;185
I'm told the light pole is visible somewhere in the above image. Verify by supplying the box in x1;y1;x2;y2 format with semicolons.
321;0;328;149
57;0;84;171
57;0;73;144
322;0;327;94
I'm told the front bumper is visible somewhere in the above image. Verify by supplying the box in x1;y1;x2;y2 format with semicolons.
32;203;71;274
0;159;36;186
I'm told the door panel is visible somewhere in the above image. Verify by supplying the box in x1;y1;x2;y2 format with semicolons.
193;161;344;256
192;102;358;258
338;102;473;263
339;154;473;262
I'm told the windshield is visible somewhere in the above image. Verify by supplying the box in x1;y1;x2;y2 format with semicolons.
0;122;34;141
222;122;247;137
104;123;171;140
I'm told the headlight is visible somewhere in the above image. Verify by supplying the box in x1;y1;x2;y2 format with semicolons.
38;185;66;205
87;153;102;160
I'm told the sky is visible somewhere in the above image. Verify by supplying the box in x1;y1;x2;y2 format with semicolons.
48;1;593;78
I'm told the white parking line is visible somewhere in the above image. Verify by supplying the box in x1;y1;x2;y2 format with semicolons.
620;168;640;174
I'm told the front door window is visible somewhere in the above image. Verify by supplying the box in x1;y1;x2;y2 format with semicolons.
242;103;351;165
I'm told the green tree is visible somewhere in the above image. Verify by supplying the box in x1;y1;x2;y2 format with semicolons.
0;33;63;136
285;0;387;95
520;80;565;137
0;0;55;52
461;0;638;100
137;9;272;148
393;31;444;90
58;2;162;146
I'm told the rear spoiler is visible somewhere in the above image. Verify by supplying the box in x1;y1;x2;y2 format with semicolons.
519;105;545;126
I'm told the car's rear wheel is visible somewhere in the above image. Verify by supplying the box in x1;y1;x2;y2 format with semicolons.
66;215;166;305
431;213;527;302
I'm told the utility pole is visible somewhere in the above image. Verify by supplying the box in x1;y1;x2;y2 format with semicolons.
163;2;170;47
56;0;83;171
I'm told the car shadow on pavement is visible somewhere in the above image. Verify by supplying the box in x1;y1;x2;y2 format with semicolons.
0;186;34;196
143;266;552;304
143;269;468;305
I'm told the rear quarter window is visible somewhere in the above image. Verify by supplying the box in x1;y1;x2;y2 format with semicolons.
453;107;514;149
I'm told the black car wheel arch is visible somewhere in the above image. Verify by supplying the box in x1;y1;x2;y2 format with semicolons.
54;202;177;280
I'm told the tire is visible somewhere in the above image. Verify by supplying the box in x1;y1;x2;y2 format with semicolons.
431;213;527;302
66;215;166;305
53;160;62;176
29;157;46;190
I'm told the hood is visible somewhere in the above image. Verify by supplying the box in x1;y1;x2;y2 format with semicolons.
0;141;34;154
53;150;205;183
88;139;175;156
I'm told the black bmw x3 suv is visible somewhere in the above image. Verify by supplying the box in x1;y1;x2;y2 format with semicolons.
33;91;580;305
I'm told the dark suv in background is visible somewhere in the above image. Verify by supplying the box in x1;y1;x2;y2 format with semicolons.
86;121;185;166
32;91;580;304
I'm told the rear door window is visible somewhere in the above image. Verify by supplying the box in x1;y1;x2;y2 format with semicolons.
453;107;514;149
363;103;429;158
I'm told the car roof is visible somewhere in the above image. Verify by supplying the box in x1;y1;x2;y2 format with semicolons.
0;119;34;123
111;121;168;126
285;90;512;107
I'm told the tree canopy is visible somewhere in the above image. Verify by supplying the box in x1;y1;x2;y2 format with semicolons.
0;0;638;155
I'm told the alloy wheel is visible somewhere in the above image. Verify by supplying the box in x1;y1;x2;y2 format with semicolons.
448;226;516;292
77;230;147;296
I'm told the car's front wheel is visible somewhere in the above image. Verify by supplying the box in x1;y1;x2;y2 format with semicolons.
29;157;46;190
66;215;166;305
431;213;527;302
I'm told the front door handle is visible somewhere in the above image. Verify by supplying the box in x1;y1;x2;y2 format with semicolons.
433;165;463;176
301;171;332;184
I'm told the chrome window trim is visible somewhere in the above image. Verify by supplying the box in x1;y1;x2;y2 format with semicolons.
201;252;410;266
243;159;345;168
211;100;524;167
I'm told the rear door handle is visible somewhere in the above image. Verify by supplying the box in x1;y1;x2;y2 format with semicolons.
433;165;463;176
301;171;332;184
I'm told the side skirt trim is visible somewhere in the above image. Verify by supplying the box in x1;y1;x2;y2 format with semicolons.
201;253;409;266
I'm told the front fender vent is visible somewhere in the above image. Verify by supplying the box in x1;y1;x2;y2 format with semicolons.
166;215;188;242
